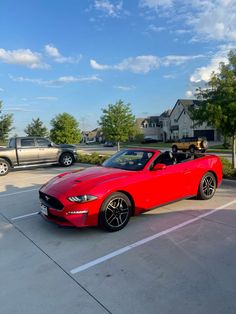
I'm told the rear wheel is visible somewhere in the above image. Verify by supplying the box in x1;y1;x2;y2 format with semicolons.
197;172;216;200
99;192;132;232
189;146;195;154
59;153;74;167
0;158;10;176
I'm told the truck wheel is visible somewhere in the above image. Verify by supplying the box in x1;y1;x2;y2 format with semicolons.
201;140;208;149
59;153;74;167
189;146;195;154
0;158;10;176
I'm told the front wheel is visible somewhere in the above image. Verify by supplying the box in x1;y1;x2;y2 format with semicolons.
0;158;10;176
59;153;74;167
197;172;216;200
99;192;132;232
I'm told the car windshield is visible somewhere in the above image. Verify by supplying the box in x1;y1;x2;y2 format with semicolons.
102;149;154;171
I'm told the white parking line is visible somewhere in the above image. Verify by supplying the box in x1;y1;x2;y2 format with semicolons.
11;212;39;220
0;188;38;198
70;199;236;275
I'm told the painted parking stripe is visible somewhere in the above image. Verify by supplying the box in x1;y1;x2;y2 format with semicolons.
0;188;38;198
70;199;236;275
11;212;39;220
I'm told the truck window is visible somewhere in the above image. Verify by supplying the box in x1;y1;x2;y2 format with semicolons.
36;138;51;147
9;138;16;148
20;139;35;147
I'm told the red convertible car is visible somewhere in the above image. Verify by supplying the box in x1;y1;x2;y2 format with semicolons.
39;149;222;231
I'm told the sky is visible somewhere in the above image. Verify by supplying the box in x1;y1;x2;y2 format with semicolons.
0;0;236;135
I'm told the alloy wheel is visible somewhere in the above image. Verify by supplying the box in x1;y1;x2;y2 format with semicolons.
202;175;216;197
105;197;130;228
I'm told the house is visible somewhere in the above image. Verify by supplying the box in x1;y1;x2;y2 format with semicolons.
137;116;162;140
169;99;218;141
159;109;171;142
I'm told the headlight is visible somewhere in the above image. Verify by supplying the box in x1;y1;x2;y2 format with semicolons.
67;195;97;203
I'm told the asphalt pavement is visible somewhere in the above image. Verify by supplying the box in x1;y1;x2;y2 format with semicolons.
0;165;236;314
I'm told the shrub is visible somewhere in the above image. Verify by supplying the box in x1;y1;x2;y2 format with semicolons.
220;157;236;178
78;153;109;165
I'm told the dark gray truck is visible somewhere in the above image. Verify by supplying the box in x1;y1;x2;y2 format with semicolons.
0;137;78;176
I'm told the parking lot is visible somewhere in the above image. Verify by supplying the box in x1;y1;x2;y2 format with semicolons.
0;164;236;314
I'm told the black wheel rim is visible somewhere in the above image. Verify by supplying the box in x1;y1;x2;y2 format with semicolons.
202;175;215;197
105;197;130;228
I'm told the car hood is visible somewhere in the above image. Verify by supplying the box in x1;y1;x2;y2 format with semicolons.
40;166;133;197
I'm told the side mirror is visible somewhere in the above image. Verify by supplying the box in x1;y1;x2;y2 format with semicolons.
152;163;167;171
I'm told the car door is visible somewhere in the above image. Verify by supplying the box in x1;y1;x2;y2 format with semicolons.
142;153;193;208
36;138;60;162
17;138;39;164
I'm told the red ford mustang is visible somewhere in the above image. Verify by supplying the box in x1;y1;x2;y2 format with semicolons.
39;149;222;231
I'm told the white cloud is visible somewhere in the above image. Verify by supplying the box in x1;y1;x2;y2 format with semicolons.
185;90;194;98
163;74;175;79
114;85;135;91
116;56;159;73
4;106;34;112
90;59;110;70
44;44;82;64
90;54;203;73
91;56;159;73
188;0;236;42
139;1;236;44
10;75;102;86
37;96;58;101
140;0;173;10
162;54;204;66
0;48;48;69
190;53;228;83
94;0;123;17
147;24;166;32
45;44;60;58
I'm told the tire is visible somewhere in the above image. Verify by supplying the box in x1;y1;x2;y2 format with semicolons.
197;172;216;200
99;192;132;232
172;145;178;153
59;153;74;167
201;149;206;153
201;140;208;149
189;146;195;154
0;158;10;176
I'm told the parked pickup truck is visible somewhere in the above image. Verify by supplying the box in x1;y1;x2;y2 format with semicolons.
0;137;78;176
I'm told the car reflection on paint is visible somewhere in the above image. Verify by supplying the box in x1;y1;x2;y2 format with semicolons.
39;149;222;232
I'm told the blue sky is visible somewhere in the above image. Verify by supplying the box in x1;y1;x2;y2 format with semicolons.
0;0;235;135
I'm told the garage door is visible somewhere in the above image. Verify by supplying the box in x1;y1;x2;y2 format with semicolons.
194;130;215;141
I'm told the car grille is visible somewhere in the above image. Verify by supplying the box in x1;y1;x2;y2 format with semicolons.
39;191;64;210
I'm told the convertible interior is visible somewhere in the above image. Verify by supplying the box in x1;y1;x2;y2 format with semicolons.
153;151;203;167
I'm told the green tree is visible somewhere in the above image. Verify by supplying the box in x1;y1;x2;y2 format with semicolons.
50;112;81;144
0;100;14;143
99;100;136;150
24;117;49;137
192;50;236;168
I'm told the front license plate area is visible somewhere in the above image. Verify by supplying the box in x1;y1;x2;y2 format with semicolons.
40;203;48;216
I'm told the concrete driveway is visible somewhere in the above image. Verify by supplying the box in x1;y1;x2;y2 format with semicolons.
0;165;236;314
